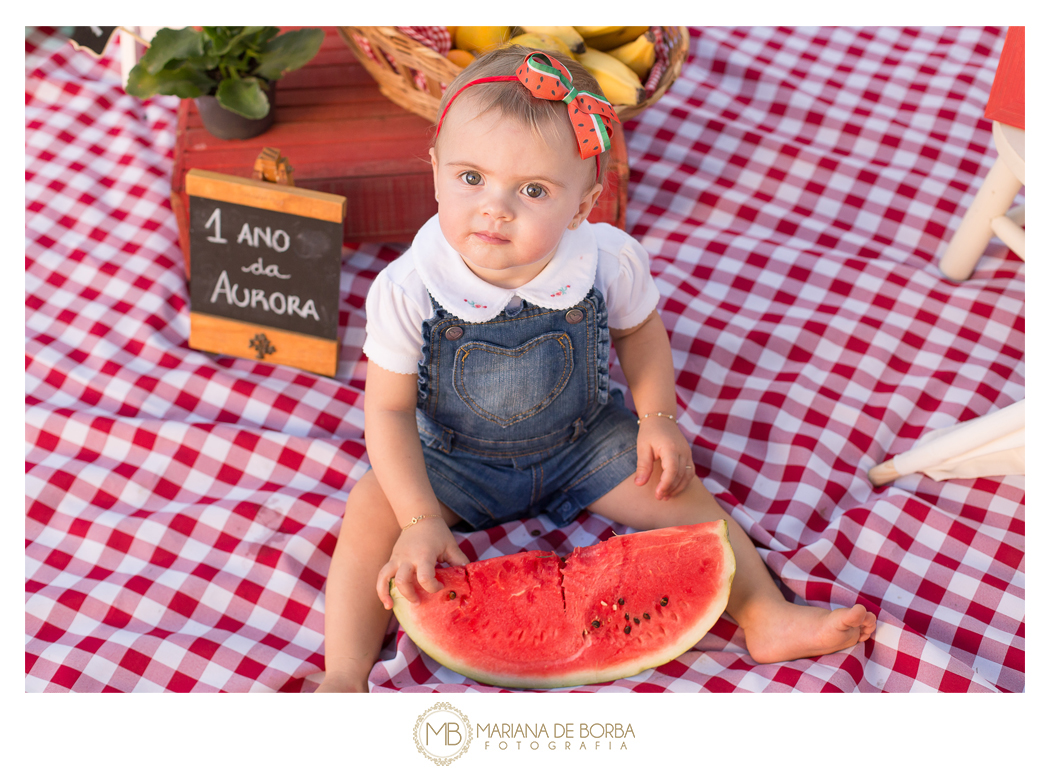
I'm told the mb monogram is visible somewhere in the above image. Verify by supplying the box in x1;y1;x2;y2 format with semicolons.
412;702;472;766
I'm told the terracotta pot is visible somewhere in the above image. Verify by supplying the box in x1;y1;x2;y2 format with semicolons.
195;82;277;140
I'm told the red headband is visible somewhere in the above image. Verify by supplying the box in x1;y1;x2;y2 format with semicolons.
435;51;620;182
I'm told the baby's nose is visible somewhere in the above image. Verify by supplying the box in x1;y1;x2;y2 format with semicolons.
481;189;514;221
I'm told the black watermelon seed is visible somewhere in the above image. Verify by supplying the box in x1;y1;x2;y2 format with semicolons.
624;626;631;635
660;597;669;606
624;613;630;621
448;591;456;600
634;617;640;625
591;620;600;628
643;613;651;620
530;529;541;537
618;598;624;605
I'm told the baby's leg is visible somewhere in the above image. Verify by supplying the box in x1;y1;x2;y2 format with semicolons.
316;470;456;692
587;465;875;664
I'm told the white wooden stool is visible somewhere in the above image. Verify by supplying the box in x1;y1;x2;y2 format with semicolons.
939;121;1025;281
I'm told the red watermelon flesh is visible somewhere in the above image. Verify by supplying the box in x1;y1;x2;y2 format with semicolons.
391;522;735;689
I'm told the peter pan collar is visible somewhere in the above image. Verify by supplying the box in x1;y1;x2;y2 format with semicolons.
411;215;597;323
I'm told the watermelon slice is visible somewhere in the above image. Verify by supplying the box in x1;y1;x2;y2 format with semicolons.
391;521;735;689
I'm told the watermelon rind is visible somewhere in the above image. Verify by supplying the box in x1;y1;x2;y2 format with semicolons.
391;521;736;689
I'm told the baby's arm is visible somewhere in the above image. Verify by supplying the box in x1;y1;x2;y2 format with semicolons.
611;311;694;500
364;364;469;607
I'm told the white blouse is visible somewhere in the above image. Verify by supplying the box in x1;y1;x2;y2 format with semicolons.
363;215;660;374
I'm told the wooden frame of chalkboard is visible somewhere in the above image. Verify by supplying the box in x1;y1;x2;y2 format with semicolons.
186;169;347;377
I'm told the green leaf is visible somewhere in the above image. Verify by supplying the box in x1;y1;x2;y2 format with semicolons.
139;28;203;75
216;76;270;119
185;53;220;72
248;27;281;49
126;62;215;99
201;27;231;51
212;26;271;57
253;28;324;80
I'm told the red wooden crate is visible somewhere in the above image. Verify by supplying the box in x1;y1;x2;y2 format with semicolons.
171;28;628;276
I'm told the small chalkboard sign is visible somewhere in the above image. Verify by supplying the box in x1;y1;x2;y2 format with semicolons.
69;26;119;58
186;169;347;376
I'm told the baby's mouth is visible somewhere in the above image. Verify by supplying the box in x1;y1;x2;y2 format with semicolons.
472;231;510;245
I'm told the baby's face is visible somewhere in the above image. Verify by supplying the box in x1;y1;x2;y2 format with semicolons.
430;99;601;289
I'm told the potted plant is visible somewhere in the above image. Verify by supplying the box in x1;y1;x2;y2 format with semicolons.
126;26;324;140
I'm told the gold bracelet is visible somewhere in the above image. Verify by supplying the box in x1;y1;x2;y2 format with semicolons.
637;412;677;424
402;513;442;530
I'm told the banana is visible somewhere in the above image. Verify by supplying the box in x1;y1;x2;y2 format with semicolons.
580;26;651;51
606;30;656;79
577;46;646;106
516;25;586;54
573;26;622;38
454;26;511;55
507;32;576;60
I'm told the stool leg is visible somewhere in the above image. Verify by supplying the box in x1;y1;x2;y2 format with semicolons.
939;156;1023;281
991;213;1026;259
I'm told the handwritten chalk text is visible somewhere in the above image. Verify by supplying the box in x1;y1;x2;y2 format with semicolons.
209;270;319;320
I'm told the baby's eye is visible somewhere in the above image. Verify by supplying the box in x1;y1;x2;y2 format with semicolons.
523;183;546;199
461;171;482;186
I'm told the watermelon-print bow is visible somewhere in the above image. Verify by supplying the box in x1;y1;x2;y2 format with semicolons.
513;52;620;162
435;52;619;180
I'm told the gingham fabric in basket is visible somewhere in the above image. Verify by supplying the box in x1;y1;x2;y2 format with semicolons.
26;26;1023;693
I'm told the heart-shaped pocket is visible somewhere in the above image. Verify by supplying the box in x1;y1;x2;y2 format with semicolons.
453;332;574;428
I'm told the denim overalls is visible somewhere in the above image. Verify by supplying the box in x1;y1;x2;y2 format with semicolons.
416;286;639;530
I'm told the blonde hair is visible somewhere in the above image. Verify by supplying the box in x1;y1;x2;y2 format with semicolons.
434;45;611;186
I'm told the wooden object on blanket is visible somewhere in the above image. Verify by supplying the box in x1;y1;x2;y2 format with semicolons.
938;121;1025;281
939;28;1025;281
338;26;689;124
185;167;347;377
170;27;628;277
869;399;1025;485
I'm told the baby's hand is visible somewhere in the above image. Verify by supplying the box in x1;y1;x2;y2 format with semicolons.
376;519;469;610
635;416;694;500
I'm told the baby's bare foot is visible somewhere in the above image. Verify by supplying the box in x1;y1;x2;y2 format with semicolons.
314;669;369;693
742;603;876;664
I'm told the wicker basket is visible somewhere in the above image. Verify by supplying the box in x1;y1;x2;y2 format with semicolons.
339;26;690;123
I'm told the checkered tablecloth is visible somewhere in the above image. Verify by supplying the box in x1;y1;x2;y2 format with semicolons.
26;26;1024;693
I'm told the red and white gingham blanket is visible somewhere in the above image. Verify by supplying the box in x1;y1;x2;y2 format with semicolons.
25;26;1023;693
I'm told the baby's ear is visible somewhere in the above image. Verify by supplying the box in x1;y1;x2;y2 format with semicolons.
570;182;603;228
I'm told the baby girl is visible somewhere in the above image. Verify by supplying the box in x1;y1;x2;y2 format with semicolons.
317;46;875;692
